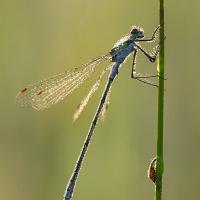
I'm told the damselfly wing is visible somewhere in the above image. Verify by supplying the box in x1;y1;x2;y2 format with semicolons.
16;54;111;111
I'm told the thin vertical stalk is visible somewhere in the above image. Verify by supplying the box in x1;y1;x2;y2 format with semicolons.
156;0;165;200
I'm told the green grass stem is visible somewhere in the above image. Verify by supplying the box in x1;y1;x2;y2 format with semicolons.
156;0;165;200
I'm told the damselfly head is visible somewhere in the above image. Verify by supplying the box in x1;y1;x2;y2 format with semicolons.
130;26;144;38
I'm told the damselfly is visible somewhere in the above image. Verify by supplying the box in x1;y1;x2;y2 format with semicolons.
16;26;160;200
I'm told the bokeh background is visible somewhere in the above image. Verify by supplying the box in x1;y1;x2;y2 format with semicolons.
1;0;200;200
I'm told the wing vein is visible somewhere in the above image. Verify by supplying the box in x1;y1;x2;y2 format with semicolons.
16;54;111;110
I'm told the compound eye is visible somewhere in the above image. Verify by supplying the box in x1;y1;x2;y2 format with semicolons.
131;28;138;34
131;28;139;34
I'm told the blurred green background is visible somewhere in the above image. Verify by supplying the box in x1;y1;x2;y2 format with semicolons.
1;0;200;200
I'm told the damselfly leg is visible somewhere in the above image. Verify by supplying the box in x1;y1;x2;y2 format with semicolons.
135;25;160;42
131;43;161;87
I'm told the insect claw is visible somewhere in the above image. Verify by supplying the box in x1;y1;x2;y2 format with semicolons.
149;57;156;62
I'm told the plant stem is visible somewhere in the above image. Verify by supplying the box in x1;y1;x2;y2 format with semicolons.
156;0;165;200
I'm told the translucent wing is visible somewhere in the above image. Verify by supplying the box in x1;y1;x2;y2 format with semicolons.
100;85;112;121
73;63;112;121
16;54;111;110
